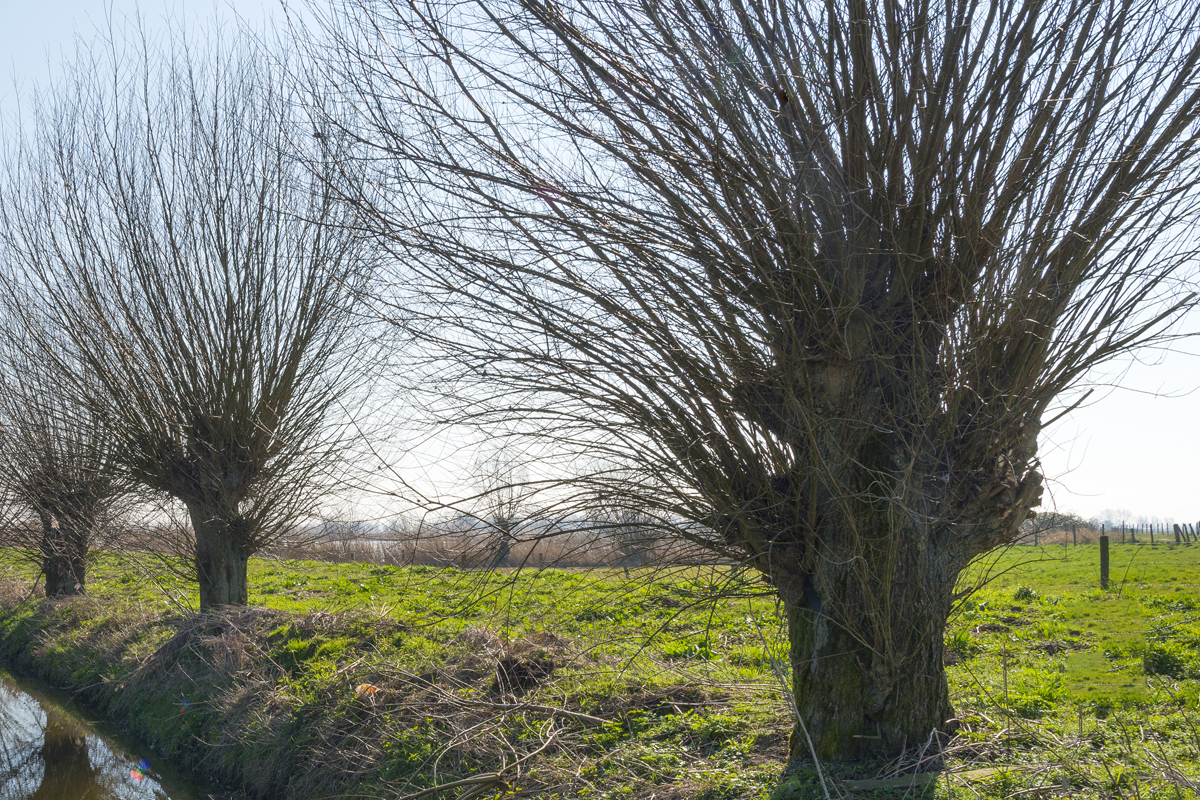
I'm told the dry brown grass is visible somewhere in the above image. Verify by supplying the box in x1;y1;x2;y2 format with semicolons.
111;605;678;797
1016;526;1107;546
1014;525;1192;546
263;526;708;570
0;577;39;606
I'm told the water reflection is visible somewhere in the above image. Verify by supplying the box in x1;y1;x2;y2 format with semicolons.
0;671;203;800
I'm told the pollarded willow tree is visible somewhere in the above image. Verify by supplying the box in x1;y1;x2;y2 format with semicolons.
0;23;375;610
0;343;121;597
305;0;1200;760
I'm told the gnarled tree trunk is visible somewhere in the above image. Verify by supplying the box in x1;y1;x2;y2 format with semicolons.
748;360;1043;762
782;539;957;760
38;510;88;597
187;501;251;610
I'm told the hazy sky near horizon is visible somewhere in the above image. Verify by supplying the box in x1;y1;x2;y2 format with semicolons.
4;1;1199;523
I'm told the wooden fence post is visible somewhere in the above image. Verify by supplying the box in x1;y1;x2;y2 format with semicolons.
1100;532;1110;590
1175;524;1182;545
1072;523;1077;546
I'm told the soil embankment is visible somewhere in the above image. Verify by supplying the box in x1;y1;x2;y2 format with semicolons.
0;583;393;797
0;556;788;799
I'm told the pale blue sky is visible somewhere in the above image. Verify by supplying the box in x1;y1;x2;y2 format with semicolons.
4;1;1199;523
2;2;275;109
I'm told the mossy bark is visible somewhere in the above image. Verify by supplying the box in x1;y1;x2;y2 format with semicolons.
777;485;962;762
785;575;953;761
187;501;251;610
745;358;1040;763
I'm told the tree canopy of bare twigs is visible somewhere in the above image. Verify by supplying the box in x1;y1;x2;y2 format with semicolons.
301;0;1200;760
0;21;376;610
0;339;122;597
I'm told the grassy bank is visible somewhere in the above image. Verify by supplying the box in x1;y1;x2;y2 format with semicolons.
0;554;793;799
0;543;1197;799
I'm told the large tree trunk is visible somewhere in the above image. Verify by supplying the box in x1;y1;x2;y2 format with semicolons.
187;501;250;611
785;586;953;761
38;511;88;597
780;520;962;762
752;356;1042;763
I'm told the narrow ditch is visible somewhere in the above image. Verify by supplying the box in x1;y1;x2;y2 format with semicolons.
0;666;238;799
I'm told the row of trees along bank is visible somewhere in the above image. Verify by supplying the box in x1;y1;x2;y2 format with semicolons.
0;25;374;610
1;0;1200;766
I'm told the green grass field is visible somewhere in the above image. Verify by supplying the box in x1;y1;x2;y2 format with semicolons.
956;542;1200;708
0;541;1197;799
935;542;1200;800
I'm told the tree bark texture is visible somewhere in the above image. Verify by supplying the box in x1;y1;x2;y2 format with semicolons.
783;540;955;761
729;357;1042;761
187;502;251;610
38;511;88;597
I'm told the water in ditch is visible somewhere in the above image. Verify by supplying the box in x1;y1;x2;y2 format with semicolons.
0;667;234;800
